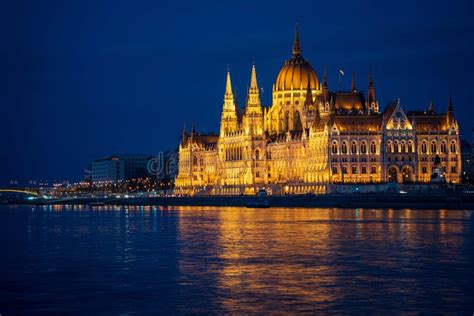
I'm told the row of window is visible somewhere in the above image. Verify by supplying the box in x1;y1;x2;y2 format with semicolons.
332;165;378;175
331;141;378;155
225;147;244;161
421;166;457;174
386;140;414;153
332;157;378;163
333;165;458;175
418;140;456;154
387;140;456;154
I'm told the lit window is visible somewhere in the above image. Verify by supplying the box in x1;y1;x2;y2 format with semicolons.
351;141;357;154
342;142;348;154
421;141;427;154
370;141;377;154
450;141;456;153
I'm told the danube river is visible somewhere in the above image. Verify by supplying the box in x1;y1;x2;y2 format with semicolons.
1;205;473;313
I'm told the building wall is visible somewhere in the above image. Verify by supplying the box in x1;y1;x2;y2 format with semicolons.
91;155;154;183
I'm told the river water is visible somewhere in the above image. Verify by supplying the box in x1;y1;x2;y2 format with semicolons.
1;205;473;313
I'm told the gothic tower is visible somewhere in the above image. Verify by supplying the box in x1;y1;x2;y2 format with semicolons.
243;63;263;135
220;70;238;135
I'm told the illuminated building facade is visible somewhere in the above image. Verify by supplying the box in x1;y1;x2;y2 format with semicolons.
174;27;461;195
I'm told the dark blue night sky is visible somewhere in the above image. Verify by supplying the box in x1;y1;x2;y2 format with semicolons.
1;0;473;184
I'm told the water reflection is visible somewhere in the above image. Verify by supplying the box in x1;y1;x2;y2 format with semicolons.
173;207;473;313
1;206;473;313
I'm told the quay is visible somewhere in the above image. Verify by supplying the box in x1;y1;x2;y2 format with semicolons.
17;193;474;210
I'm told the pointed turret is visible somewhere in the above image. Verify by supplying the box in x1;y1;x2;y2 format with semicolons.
244;63;263;135
447;96;455;125
351;71;356;92
367;69;378;113
322;66;329;102
180;124;188;147
448;96;454;112
428;98;435;114
249;62;258;93
225;70;233;99
220;69;238;135
292;22;302;58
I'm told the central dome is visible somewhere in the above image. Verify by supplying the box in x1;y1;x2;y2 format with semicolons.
275;25;319;91
275;57;319;91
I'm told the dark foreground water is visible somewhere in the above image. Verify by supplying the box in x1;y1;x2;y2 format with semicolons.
1;205;473;314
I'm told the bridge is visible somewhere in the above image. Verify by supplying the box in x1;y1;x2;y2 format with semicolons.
0;188;40;197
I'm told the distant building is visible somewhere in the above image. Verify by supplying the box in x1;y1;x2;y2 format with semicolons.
91;155;154;183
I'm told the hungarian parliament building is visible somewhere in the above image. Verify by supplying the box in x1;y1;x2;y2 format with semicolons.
174;27;461;195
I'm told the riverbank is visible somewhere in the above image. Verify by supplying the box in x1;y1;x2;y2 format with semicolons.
14;193;474;209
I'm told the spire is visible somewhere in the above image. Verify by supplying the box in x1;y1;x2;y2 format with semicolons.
182;123;187;136
322;66;329;103
181;123;188;144
367;69;376;113
447;96;455;125
249;62;258;92
448;96;454;112
225;69;233;98
292;22;302;58
245;62;262;113
191;124;196;136
351;71;356;92
428;98;434;113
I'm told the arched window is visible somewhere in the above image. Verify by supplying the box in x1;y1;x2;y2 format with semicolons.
331;141;338;154
431;141;437;154
351;141;357;154
342;141;348;154
394;141;399;153
401;141;406;153
387;140;393;153
450;141;456;153
255;149;260;160
361;142;367;154
193;156;198;166
408;141;413;153
441;141;447;154
370;141;377;154
421;141;427;154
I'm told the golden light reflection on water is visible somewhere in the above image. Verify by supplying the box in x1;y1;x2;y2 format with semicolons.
172;207;471;313
17;205;474;312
